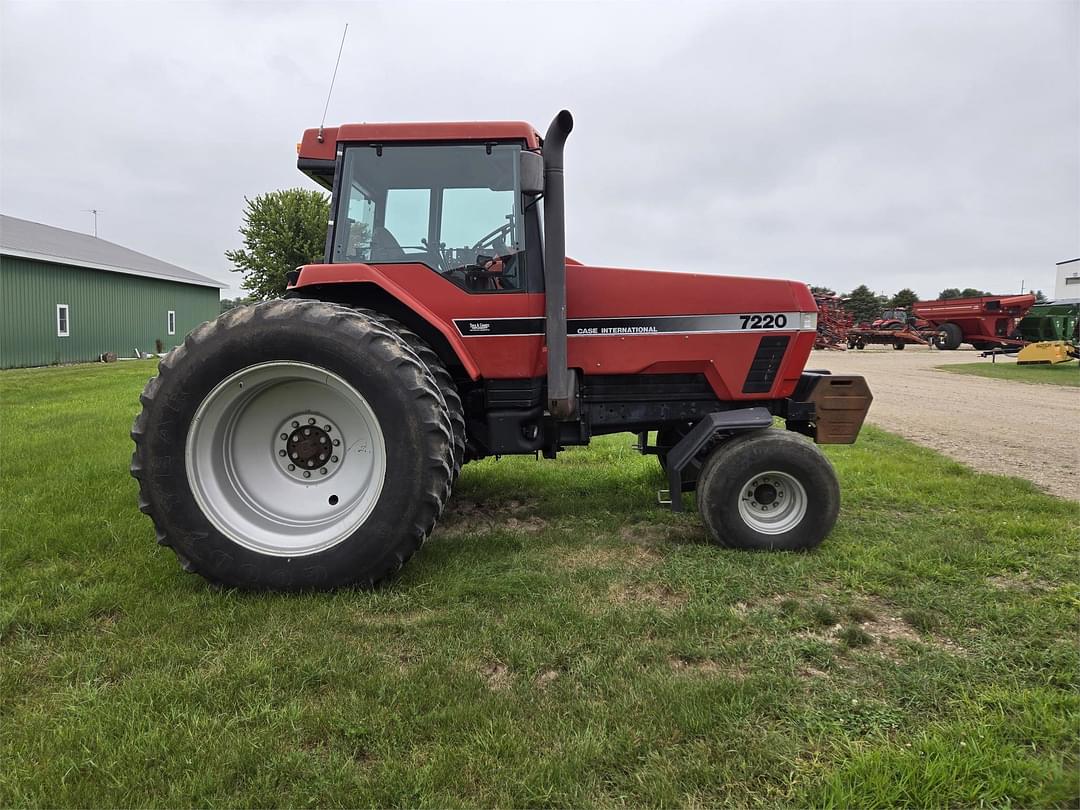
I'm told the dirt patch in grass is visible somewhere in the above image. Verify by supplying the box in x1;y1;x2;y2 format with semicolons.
438;498;547;536
535;669;560;690
987;570;1052;593
619;523;702;547
668;656;748;679
479;661;513;691
555;544;661;571
797;597;964;660
609;583;688;610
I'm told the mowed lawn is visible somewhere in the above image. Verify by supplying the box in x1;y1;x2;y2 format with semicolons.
941;360;1080;387
2;362;1078;808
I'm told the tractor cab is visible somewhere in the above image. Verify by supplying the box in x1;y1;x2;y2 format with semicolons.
298;123;545;294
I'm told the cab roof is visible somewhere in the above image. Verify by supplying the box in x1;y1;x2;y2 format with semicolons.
298;121;541;162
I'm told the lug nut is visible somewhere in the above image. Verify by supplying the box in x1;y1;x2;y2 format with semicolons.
319;453;326;462
292;421;299;428
333;439;340;447
290;452;297;459
320;468;327;475
280;433;288;441
303;428;311;436
308;417;316;425
331;455;338;463
288;464;295;471
319;436;326;444
324;425;331;432
303;470;311;478
278;449;286;457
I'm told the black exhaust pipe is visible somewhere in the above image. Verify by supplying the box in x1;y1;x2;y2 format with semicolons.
543;109;577;419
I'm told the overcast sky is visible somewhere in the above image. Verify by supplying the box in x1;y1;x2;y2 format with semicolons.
2;0;1077;299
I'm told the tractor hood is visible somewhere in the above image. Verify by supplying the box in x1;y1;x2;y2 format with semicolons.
565;263;819;326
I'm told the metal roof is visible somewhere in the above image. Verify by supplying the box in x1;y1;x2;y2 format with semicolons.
0;215;224;289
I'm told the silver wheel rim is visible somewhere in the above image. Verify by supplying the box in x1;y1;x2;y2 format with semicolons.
737;470;808;535
185;361;387;557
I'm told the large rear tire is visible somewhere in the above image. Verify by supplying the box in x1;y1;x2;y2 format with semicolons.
355;308;465;480
131;299;453;591
696;430;839;551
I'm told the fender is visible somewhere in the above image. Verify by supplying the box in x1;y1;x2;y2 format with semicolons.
289;262;483;379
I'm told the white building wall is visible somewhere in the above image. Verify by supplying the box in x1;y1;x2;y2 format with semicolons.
1056;258;1080;300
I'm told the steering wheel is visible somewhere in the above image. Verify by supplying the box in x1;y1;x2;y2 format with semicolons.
471;221;514;254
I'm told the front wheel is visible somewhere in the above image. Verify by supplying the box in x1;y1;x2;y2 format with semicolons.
696;430;840;551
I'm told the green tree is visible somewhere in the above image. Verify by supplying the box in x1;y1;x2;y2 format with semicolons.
809;285;836;297
1032;289;1047;303
960;287;989;298
225;189;330;300
938;288;963;300
889;288;919;309
843;284;883;324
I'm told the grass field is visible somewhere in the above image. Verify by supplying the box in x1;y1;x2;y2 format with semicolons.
940;360;1080;387
2;362;1078;808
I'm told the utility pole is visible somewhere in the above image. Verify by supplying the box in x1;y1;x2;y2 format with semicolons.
83;209;101;237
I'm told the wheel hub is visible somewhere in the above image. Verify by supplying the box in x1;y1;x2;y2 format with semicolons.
275;414;342;479
752;482;778;506
738;471;807;534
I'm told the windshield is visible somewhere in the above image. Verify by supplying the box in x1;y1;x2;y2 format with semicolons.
331;143;526;292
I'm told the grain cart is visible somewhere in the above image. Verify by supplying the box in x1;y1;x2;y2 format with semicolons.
913;294;1036;350
131;111;873;591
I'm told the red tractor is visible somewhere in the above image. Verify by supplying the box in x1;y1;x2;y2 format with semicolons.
131;111;873;591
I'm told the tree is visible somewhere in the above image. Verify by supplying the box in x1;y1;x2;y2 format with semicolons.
809;285;836;297
225;189;330;300
889;288;919;309
842;284;883;325
960;287;989;298
938;288;963;300
1032;289;1047;303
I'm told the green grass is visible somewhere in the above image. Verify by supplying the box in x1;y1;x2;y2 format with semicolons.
940;360;1080;386
2;362;1078;808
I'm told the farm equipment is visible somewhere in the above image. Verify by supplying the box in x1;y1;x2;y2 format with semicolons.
912;294;1035;350
812;294;853;350
131;111;873;591
1014;299;1080;364
847;308;937;351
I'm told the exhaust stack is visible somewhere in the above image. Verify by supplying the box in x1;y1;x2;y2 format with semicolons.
543;110;577;419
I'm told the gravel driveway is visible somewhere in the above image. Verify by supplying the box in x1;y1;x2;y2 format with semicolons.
812;346;1079;501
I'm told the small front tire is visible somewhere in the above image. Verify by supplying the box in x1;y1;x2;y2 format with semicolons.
696;430;840;551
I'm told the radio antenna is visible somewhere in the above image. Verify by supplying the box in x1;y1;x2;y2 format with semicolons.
83;208;102;237
318;23;349;143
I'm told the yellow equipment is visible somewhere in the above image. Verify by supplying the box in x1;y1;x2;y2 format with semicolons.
1016;341;1077;365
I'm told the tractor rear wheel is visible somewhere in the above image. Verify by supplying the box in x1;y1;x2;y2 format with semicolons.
130;299;453;590
935;322;963;350
355;308;465;480
696;430;839;551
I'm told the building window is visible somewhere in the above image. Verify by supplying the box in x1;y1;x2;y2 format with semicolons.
56;304;70;337
167;310;176;335
1065;275;1080;286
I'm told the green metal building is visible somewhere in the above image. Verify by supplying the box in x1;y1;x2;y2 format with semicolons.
1;215;223;368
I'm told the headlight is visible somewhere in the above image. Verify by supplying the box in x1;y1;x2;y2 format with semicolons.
801;312;818;330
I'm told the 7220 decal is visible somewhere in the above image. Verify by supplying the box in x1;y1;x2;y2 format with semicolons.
738;313;789;329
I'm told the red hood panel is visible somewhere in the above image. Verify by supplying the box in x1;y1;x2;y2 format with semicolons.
566;265;815;318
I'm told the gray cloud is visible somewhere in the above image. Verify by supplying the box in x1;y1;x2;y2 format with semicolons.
2;0;1076;299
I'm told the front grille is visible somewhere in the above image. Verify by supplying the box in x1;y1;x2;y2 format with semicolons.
742;336;790;394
